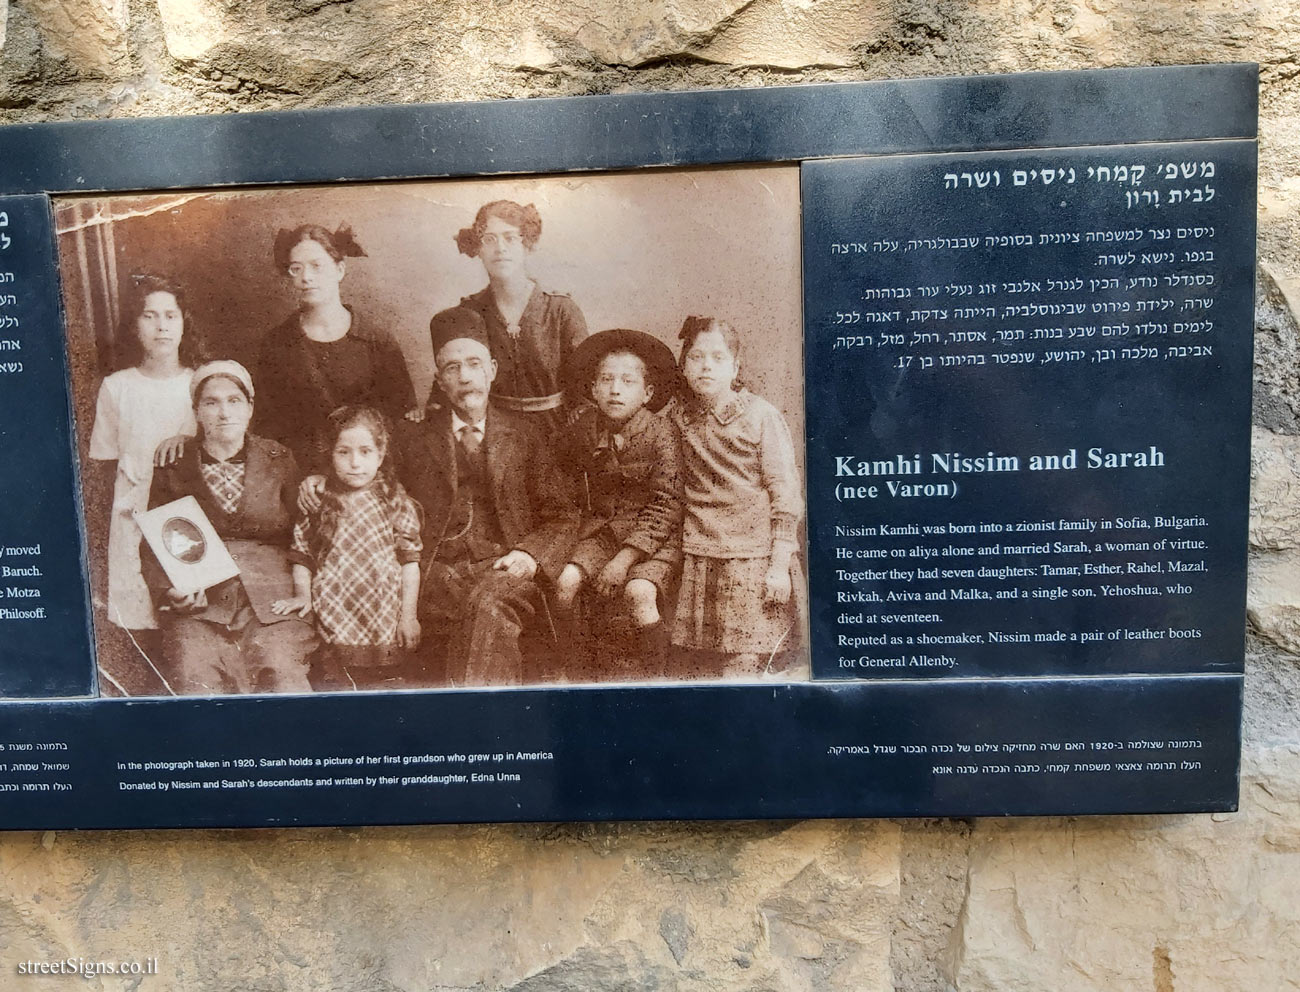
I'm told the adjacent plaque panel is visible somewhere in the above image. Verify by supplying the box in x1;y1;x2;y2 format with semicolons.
0;195;94;697
803;141;1255;680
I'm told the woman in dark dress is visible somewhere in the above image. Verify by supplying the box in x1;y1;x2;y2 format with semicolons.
256;224;415;467
449;201;588;432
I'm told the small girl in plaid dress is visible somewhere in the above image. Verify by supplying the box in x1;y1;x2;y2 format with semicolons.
273;406;422;690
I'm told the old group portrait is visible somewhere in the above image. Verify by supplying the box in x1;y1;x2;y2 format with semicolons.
54;167;807;697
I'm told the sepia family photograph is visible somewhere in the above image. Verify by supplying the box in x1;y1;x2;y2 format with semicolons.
54;166;808;698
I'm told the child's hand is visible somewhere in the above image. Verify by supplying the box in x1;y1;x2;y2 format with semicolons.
595;551;635;598
397;614;421;650
165;587;207;612
763;562;792;607
271;594;312;618
493;549;538;580
404;407;426;423
154;434;190;466
296;475;326;515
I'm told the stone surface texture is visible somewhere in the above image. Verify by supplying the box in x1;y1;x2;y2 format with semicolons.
2;1;1300;990
1251;426;1300;551
1249;550;1300;655
23;0;129;77
948;746;1300;992
0;820;900;991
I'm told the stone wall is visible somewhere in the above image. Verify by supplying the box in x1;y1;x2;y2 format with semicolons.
2;2;1299;989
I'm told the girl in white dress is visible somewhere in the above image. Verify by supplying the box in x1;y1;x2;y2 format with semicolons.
88;276;202;634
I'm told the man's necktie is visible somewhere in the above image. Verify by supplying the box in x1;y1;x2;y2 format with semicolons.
459;424;482;456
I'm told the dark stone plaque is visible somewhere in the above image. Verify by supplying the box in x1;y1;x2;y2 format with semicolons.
0;676;1241;828
0;66;1258;827
0;195;95;697
803;141;1255;681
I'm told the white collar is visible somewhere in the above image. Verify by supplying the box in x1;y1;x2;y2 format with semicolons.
451;410;487;436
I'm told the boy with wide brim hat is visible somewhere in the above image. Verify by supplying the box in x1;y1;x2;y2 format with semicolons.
563;327;679;413
554;328;684;679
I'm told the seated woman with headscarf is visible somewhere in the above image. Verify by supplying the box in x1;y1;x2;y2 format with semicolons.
140;360;317;695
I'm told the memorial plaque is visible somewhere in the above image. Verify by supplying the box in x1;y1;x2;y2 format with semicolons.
0;64;1257;828
0;195;95;698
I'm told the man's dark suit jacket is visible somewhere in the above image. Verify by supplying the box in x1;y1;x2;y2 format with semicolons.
395;405;578;582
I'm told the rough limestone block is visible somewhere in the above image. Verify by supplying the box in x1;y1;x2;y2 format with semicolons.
152;0;880;92
579;819;900;990
153;0;230;63
691;0;883;69
1256;264;1300;433
0;1;7;51
541;0;753;66
0;2;41;91
1251;426;1300;551
1249;550;1300;655
153;0;426;93
24;0;129;77
504;0;1300;73
946;745;1300;992
508;0;881;70
0;819;899;991
123;0;1300;113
